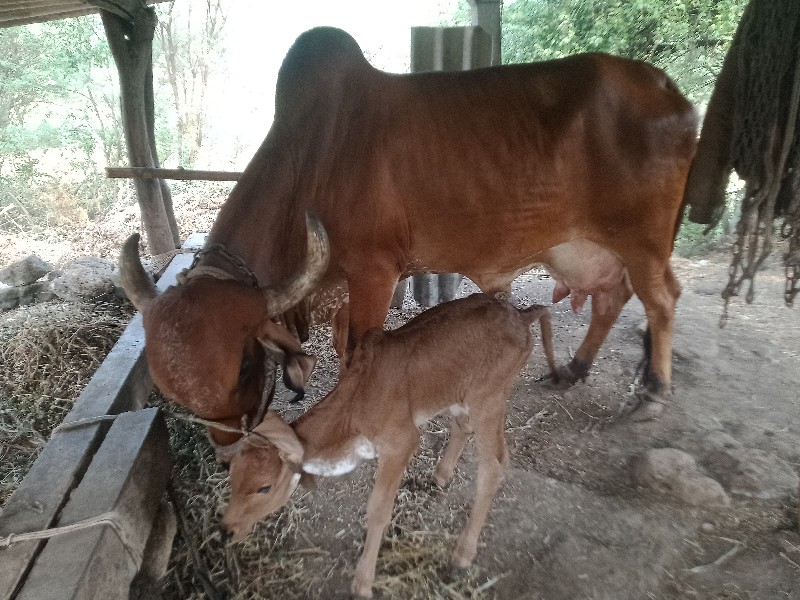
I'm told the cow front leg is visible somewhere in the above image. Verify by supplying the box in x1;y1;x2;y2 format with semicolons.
549;281;631;388
344;269;399;364
331;300;349;361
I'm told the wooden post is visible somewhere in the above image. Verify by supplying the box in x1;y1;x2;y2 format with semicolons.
98;2;179;254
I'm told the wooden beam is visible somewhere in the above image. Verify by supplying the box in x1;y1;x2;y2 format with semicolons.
0;7;94;27
14;409;171;600
0;0;170;28
106;166;243;181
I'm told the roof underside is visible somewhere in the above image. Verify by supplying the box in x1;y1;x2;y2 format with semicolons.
0;0;169;29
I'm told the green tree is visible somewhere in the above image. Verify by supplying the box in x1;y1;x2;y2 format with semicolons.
502;0;746;104
156;0;227;167
0;17;131;228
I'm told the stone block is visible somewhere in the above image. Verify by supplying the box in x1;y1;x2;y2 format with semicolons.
0;255;53;286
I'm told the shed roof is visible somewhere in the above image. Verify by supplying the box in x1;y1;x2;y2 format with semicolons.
0;0;168;29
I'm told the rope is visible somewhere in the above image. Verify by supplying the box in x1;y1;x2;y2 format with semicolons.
0;511;140;567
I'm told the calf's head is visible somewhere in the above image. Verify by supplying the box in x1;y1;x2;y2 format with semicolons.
221;411;309;542
117;216;327;448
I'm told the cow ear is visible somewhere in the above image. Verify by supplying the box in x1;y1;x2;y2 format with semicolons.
258;320;305;354
258;320;317;395
283;352;317;394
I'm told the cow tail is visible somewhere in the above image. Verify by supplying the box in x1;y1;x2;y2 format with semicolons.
673;194;689;244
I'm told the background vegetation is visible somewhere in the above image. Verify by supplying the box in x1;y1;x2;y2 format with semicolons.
0;0;748;254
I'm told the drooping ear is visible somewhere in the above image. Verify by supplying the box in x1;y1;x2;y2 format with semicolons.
282;352;317;396
253;410;304;466
299;471;317;491
258;320;317;394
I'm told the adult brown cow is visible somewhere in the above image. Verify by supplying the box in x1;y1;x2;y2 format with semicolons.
119;27;697;451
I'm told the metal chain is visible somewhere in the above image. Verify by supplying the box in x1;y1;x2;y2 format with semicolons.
782;218;800;306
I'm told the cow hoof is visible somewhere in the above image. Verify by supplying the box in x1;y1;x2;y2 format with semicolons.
541;365;578;389
621;391;665;422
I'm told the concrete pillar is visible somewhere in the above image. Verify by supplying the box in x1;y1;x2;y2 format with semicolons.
468;0;502;66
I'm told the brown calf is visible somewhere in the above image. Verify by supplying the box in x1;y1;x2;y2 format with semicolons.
220;293;556;599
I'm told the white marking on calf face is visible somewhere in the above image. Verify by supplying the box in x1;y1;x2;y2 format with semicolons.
302;436;376;476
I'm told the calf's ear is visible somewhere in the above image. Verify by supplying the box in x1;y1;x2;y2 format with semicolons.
253;410;304;466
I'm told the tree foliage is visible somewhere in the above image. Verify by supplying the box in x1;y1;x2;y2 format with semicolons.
0;18;127;229
503;0;746;104
156;0;227;168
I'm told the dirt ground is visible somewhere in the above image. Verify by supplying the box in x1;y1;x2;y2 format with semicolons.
206;249;799;600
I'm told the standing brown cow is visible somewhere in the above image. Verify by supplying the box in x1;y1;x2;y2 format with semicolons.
119;27;697;451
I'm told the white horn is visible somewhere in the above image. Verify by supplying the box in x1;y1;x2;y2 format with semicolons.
118;233;158;313
263;214;330;317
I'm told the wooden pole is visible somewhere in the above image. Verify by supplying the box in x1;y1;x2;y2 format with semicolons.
100;5;179;254
106;167;242;181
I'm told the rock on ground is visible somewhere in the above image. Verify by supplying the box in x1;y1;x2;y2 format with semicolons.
633;447;730;507
0;255;53;286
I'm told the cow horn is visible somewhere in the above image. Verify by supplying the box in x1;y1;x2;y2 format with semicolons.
263;214;330;317
118;233;158;313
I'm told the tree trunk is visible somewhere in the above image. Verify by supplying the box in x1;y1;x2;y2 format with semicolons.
101;7;179;253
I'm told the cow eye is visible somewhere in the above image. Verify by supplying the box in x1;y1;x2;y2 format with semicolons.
258;485;271;494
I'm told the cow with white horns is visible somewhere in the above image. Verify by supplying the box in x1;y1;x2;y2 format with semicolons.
118;26;698;453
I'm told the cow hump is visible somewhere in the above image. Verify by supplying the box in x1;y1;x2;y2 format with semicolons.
275;27;371;118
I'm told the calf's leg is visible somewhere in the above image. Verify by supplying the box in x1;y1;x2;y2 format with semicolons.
351;440;417;599
433;413;473;487
452;410;508;569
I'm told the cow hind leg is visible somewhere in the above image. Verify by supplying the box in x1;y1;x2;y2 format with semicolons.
625;264;681;421
548;280;632;388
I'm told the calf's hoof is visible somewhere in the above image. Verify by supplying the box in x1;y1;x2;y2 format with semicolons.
350;577;373;599
431;472;451;489
621;390;666;422
451;542;477;570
